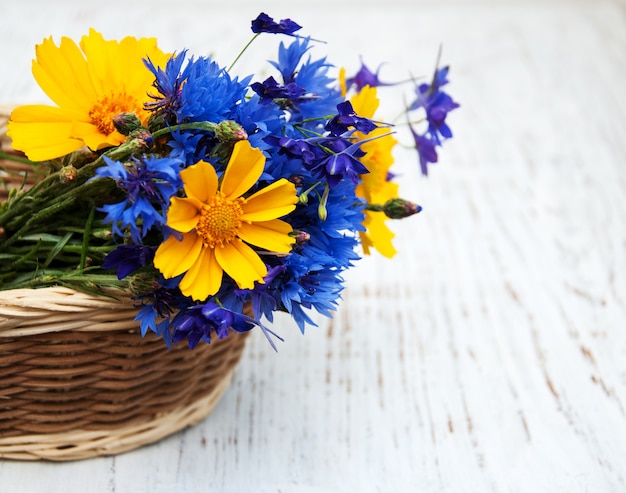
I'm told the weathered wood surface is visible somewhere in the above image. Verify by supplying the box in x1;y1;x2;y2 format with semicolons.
1;0;625;491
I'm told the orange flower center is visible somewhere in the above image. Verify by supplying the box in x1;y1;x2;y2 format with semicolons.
88;92;145;135
197;192;245;248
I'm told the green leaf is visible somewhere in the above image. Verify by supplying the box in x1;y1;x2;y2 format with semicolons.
43;232;73;268
80;206;95;271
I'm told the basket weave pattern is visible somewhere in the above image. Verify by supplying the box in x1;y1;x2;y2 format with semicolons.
0;287;249;460
0;109;250;460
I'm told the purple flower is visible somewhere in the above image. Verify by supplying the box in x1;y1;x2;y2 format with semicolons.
325;101;377;136
251;13;302;35
410;66;459;145
344;60;397;91
172;303;256;348
102;244;155;279
409;123;438;176
264;135;321;165
315;138;369;187
251;76;306;104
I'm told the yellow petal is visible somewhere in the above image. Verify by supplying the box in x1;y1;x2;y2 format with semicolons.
8;119;74;144
7;119;84;161
350;85;379;119
214;240;267;289
339;67;347;97
79;30;164;93
154;232;203;278
71;120;123;151
238;220;294;253
220;140;265;200
79;29;114;93
368;179;399;206
11;30;167;161
360;211;396;258
32;36;95;111
240;178;298;222
179;247;223;301
180;160;218;204
10;104;84;123
166;197;201;233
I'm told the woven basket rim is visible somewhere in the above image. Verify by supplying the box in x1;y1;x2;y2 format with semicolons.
0;286;140;337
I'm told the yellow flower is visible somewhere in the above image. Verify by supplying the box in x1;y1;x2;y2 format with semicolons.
7;29;168;161
350;85;399;258
154;140;299;301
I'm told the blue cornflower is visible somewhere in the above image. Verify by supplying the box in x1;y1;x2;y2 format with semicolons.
235;265;285;321
166;128;213;166
277;252;352;333
251;13;302;35
102;244;155;279
176;57;251;124
269;38;343;121
149;55;253;163
135;303;172;343
133;280;182;346
410;66;459;145
232;95;285;151
172;303;256;349
147;52;251;125
93;155;183;242
144;51;189;123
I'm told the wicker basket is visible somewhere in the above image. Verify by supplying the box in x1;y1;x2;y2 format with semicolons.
0;109;250;461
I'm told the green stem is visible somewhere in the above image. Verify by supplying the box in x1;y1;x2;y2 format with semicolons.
2;179;104;247
227;33;260;72
6;240;42;270
0;149;34;165
1;151;103;228
151;121;219;140
80;205;95;271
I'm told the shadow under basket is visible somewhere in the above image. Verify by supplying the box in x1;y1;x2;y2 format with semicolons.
0;287;250;461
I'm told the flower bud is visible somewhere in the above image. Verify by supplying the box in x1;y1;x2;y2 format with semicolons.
291;230;311;245
128;130;154;152
318;203;327;221
289;175;304;186
382;198;422;219
113;112;143;135
215;120;248;143
59;165;78;184
128;273;161;297
147;112;168;133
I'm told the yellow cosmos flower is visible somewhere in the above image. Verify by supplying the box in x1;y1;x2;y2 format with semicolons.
154;140;299;301
350;85;399;258
7;29;168;161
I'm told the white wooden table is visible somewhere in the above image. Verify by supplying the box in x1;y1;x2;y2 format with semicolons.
1;0;625;491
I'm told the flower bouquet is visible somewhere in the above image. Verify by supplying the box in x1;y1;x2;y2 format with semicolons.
0;13;458;460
